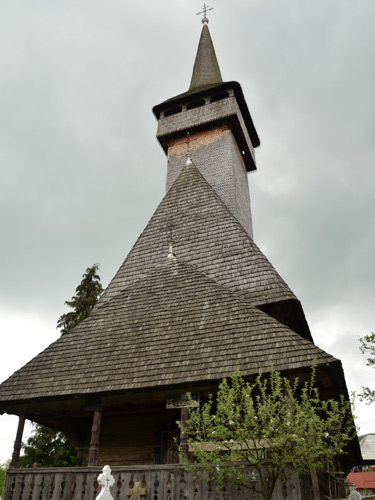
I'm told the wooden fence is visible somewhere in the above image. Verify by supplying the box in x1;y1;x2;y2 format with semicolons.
3;465;347;500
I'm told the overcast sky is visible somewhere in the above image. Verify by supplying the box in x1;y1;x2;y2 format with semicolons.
0;0;374;463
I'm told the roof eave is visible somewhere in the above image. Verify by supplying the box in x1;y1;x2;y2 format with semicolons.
152;81;260;149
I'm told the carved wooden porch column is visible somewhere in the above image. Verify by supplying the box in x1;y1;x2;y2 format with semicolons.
167;392;199;464
179;406;189;461
88;409;102;466
10;415;25;468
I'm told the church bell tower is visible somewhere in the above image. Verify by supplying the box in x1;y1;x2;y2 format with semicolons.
153;16;260;238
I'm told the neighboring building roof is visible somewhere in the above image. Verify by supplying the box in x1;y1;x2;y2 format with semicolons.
360;434;375;462
0;257;337;403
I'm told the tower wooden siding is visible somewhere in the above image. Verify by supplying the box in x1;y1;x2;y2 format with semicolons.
157;94;256;169
166;127;253;236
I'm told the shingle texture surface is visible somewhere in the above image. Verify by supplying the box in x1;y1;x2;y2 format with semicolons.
0;162;318;404
189;24;222;91
100;163;295;307
166;128;253;236
0;260;336;402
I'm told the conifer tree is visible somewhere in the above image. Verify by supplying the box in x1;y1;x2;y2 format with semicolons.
57;263;103;335
19;264;104;467
18;425;77;468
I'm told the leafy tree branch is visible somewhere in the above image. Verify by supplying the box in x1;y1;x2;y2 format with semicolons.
358;332;375;403
181;367;355;500
0;460;10;497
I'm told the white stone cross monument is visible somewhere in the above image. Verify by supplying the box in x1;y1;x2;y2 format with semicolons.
96;465;115;500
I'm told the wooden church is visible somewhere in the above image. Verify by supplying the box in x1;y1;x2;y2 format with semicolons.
0;13;360;500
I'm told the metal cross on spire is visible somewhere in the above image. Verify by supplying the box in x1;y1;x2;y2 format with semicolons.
196;3;213;24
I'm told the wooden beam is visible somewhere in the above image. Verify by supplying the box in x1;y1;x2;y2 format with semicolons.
10;415;25;468
88;409;102;466
179;407;188;462
310;468;320;500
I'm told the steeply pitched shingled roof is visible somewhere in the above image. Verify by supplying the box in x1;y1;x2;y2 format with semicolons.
0;259;336;402
99;162;296;310
152;21;260;150
189;24;223;90
0;162;319;405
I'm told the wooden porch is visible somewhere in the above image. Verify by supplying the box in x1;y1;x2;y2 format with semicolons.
3;464;347;500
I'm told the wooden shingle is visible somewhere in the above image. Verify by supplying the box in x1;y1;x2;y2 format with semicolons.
99;162;312;340
101;163;295;308
0;259;336;402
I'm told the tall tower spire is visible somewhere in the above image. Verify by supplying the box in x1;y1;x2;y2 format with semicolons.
189;23;223;90
153;15;260;238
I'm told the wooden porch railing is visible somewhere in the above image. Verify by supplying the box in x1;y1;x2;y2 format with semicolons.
3;464;347;500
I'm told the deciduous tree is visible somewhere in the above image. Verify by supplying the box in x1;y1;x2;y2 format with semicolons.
181;367;355;500
0;460;9;497
359;332;375;403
